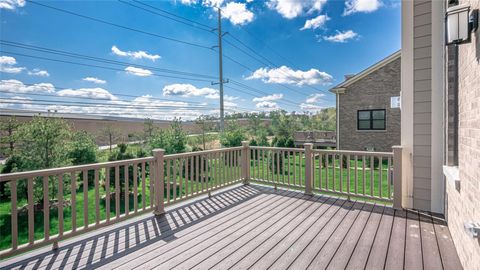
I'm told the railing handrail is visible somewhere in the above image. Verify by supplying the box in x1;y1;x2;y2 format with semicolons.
0;147;246;181
311;149;393;157
0;156;155;181
250;146;304;152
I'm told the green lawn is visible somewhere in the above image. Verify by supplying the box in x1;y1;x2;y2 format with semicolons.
0;152;392;251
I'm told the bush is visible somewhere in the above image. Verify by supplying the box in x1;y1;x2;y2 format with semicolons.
68;131;97;165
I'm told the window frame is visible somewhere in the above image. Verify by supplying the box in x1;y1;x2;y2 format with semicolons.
357;109;386;131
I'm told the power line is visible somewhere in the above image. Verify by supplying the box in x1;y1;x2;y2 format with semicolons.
120;0;214;32
0;50;215;83
1;40;218;80
26;0;213;50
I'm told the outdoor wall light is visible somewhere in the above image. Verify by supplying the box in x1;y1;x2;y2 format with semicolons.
446;4;479;45
464;221;480;238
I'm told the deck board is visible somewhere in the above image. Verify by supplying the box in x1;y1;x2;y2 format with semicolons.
0;184;462;270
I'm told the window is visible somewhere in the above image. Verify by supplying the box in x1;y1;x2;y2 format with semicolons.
357;109;386;130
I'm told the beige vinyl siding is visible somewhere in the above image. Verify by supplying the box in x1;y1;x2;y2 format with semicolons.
412;0;433;211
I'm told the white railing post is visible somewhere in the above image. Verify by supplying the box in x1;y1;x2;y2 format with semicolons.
153;149;165;215
392;146;403;210
242;141;250;184
304;143;313;195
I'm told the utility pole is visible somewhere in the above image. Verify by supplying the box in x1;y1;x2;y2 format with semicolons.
217;7;225;134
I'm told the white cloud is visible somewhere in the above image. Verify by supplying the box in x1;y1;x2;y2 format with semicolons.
125;66;153;77
267;0;326;19
203;0;224;7
256;101;279;110
322;30;359;43
0;0;25;10
344;0;382;16
180;0;197;4
0;56;25;74
305;93;325;103
28;68;50;77
111;45;161;61
163;83;218;98
252;93;283;102
82;77;106;84
300;15;329;30
300;103;324;112
222;2;254;25
0;79;55;93
206;93;239;101
246;66;333;86
57;88;118;100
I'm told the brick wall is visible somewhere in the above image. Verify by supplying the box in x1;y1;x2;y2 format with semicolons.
338;57;401;152
446;0;480;269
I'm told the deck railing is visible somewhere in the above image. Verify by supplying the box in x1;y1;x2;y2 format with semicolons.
0;142;402;258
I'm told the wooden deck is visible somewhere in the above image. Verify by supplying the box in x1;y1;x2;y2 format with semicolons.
0;184;462;270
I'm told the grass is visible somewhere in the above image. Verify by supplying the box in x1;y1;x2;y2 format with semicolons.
0;152;391;251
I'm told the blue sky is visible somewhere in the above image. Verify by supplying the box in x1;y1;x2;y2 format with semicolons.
0;0;400;120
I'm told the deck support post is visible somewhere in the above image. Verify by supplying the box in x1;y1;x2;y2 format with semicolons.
153;149;165;215
392;146;403;210
304;143;314;196
242;141;250;185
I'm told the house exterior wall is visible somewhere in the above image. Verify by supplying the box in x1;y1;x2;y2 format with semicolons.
444;0;480;269
337;57;401;153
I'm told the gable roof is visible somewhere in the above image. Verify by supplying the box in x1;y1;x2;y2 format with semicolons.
329;50;401;94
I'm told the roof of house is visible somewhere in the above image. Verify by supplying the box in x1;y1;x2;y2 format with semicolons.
329;50;401;94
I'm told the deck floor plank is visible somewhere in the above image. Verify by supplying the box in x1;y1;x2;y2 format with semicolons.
384;209;407;270
326;203;376;270
0;185;463;270
362;205;393;270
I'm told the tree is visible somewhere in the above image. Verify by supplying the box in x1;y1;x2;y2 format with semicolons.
220;120;246;147
15;116;72;201
100;125;120;152
247;113;262;137
143;118;155;143
195;115;215;150
311;108;336;131
0;116;21;156
69;131;97;165
149;118;187;155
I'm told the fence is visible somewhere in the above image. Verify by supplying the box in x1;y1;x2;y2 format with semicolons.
0;142;401;258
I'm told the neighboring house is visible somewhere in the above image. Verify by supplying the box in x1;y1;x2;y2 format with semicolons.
293;131;336;148
401;0;480;269
330;51;401;152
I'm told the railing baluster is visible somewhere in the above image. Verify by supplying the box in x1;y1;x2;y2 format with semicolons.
299;151;303;186
340;154;343;192
83;170;88;228
388;157;392;199
133;163;138;213
370;156;374;197
292;151;296;185
58;174;64;236
115;166;120;219
190;156;194;193
379;156;383;198
173;159;177;202
94;169;99;225
215;152;219;188
124;165;129;216
287;151;291;185
149;161;154;208
71;172;77;232
185;157;189;198
347;154;351;198
196;154;199;193
325;154;329;191
362;156;366;195
166;159;171;203
318;153;322;190
27;177;34;245
105;167;111;221
332;154;336;192
141;162;146;210
11;179;17;250
43;176;49;241
354;155;358;194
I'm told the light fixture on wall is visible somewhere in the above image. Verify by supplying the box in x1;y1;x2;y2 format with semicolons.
446;4;479;45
